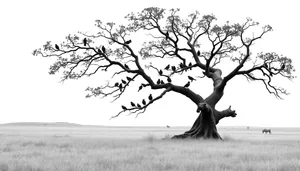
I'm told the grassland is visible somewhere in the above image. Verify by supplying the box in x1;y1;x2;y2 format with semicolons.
0;124;300;171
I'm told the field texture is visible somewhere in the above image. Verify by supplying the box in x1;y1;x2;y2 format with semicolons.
0;125;300;171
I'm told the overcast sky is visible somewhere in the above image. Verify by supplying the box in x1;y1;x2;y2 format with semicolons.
0;0;299;127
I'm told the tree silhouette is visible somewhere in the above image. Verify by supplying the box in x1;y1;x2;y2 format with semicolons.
33;7;295;140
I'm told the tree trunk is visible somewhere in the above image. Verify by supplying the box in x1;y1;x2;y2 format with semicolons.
172;103;222;140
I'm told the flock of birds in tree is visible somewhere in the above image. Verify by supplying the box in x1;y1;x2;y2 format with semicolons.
121;94;153;110
54;37;200;111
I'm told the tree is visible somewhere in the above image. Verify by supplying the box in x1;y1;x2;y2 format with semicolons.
33;7;295;140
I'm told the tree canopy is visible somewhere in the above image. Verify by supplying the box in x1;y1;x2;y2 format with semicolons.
33;7;295;119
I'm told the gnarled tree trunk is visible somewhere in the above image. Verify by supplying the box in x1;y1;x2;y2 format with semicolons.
172;103;222;140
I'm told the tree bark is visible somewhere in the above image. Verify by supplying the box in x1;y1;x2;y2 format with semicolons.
172;103;222;140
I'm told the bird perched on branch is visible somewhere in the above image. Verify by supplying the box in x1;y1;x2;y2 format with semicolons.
197;50;200;56
184;81;190;88
138;85;143;92
164;64;170;70
159;70;163;75
55;44;60;50
126;76;132;81
121;105;127;110
121;79;127;84
83;38;87;46
157;79;161;84
119;84;123;91
171;66;176;72
148;94;153;101
125;40;132;44
167;77;172;83
102;46;106;54
114;82;119;87
130;102;135;107
188;76;196;82
124;64;129;69
98;49;102;54
142;99;146;105
160;80;165;84
137;104;141;108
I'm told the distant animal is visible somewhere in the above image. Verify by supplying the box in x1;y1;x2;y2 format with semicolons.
55;44;60;50
167;125;170;128
102;46;106;54
184;81;190;88
83;38;87;46
262;129;271;134
125;40;132;44
164;64;170;70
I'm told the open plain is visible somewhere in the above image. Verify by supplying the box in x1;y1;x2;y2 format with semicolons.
0;124;299;171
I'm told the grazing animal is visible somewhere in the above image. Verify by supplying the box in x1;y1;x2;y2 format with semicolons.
55;44;60;50
262;129;272;134
83;38;87;46
167;125;170;128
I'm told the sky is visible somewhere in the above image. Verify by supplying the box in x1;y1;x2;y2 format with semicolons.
0;0;299;127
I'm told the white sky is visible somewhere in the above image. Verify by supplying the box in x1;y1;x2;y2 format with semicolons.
0;0;299;127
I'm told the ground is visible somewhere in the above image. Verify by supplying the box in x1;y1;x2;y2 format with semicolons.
0;124;300;171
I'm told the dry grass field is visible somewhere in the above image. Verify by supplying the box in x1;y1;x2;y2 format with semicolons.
0;124;300;171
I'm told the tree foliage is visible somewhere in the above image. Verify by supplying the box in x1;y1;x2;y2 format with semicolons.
33;7;295;118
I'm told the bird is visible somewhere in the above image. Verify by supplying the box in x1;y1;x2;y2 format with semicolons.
130;102;135;107
159;70;163;75
197;50;200;56
126;76;132;81
83;38;87;46
55;44;60;50
119;84;123;91
121;105;127;110
281;63;285;70
124;64;129;69
171;66;176;72
98;49;102;54
114;82;119;87
148;94;153;101
137;103;141;108
184;81;190;88
125;40;132;44
121;79;127;84
102;46;106;54
164;64;170;70
166;31;169;39
138;85;143;92
179;63;184;68
167;77;172;83
160;80;165;84
188;62;192;67
263;63;268;69
188;76;196;82
157;79;161;84
142;99;146;105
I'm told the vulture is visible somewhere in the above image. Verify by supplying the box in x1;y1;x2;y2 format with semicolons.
197;50;200;56
160;80;165;84
55;44;60;50
166;31;169;39
184;81;190;88
83;38;87;46
121;79;127;84
119;84;123;91
148;94;153;101
130;102;135;107
101;46;106;54
164;64;170;70
157;79;161;84
167;77;172;83
121;105;127;110
98;49;102;54
159;70;163;75
142;99;146;105
188;76;196;82
114;82;119;87
125;40;132;44
137;103;141;108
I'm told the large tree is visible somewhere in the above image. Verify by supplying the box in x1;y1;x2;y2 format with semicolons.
33;7;295;140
